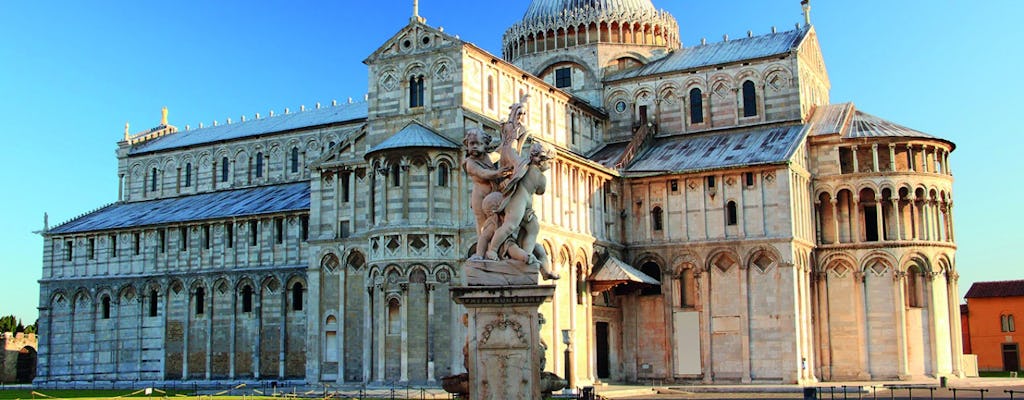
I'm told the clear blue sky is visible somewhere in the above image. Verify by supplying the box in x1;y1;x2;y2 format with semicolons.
0;1;1019;323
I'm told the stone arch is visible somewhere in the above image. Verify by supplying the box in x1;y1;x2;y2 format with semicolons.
234;276;256;292
900;252;932;273
432;264;454;284
261;275;282;294
534;55;598;83
117;285;137;302
320;252;341;274
706;248;741;273
211;277;231;298
745;246;782;273
409;265;428;283
404;62;427;79
682;76;707;92
861;251;897;277
345;249;366;270
285;274;307;311
383;264;404;283
856;181;881;195
735;68;761;84
49;290;69;308
670;251;700;277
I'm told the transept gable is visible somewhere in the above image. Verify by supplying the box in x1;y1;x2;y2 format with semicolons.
794;26;830;89
364;20;463;65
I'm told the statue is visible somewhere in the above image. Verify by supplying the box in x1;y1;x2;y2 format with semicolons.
462;96;559;285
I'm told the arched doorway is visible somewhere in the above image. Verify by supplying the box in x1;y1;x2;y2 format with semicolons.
16;346;36;383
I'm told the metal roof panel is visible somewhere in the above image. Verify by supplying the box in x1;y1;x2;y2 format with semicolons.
366;121;460;155
608;27;807;81
129;102;368;155
48;182;309;234
625;124;806;173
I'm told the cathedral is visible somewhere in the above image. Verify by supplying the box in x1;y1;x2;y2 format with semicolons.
37;0;963;386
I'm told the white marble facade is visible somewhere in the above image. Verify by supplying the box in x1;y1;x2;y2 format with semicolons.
37;0;961;387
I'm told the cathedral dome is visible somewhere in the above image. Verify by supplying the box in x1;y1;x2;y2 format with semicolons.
521;0;659;24
502;0;680;62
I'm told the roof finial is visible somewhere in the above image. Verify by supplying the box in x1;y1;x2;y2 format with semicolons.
411;0;425;23
161;106;168;126
801;0;811;26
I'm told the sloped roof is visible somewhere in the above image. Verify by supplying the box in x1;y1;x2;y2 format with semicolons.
623;124;806;173
607;26;808;81
588;141;629;169
366;121;459;156
965;280;1024;299
129;101;368;155
848;111;938;140
807;103;953;149
589;255;660;292
48;182;309;235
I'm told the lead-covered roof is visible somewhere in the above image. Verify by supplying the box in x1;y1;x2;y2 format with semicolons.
48;182;309;235
607;27;808;81
365;121;459;156
129;101;368;155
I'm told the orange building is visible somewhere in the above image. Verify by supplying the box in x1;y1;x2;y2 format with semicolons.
963;280;1024;372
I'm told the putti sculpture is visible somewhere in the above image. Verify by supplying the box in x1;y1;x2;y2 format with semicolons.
462;95;560;285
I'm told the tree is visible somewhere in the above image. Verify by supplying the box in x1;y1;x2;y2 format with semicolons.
0;315;15;333
25;319;37;335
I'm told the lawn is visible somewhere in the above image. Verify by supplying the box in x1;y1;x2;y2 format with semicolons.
978;371;1023;378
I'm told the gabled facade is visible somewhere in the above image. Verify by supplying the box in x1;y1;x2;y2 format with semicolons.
37;0;962;387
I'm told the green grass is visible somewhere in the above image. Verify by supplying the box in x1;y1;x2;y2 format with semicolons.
0;389;196;399
0;390;404;400
978;371;1023;378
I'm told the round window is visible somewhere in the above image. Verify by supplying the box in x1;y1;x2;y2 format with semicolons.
402;40;412;49
614;101;627;113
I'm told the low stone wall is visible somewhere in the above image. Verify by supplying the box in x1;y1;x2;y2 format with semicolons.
0;332;37;383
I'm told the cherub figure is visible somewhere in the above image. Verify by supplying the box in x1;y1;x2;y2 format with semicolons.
462;128;512;232
485;142;559;280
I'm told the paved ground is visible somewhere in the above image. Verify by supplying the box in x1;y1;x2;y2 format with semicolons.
593;378;1024;400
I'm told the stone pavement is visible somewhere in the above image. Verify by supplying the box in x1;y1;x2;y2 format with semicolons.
593;378;1024;400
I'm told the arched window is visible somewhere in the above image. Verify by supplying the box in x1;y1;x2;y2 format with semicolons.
409;75;425;108
391;164;401;187
689;88;703;124
486;76;495;110
220;157;229;182
195;287;205;315
290;147;299;173
241;285;253;313
150;168;158;192
726;201;738;226
255;152;264;178
292;282;304;311
437;163;449;187
1003;314;1016;332
387;298;401;334
680;270;695;308
651;206;664;231
148;290;158;317
184;163;192;187
639;261;662;296
905;266;923;308
742;80;757;117
101;295;111;319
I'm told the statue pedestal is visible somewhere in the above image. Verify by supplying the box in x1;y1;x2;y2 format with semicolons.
452;285;555;400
